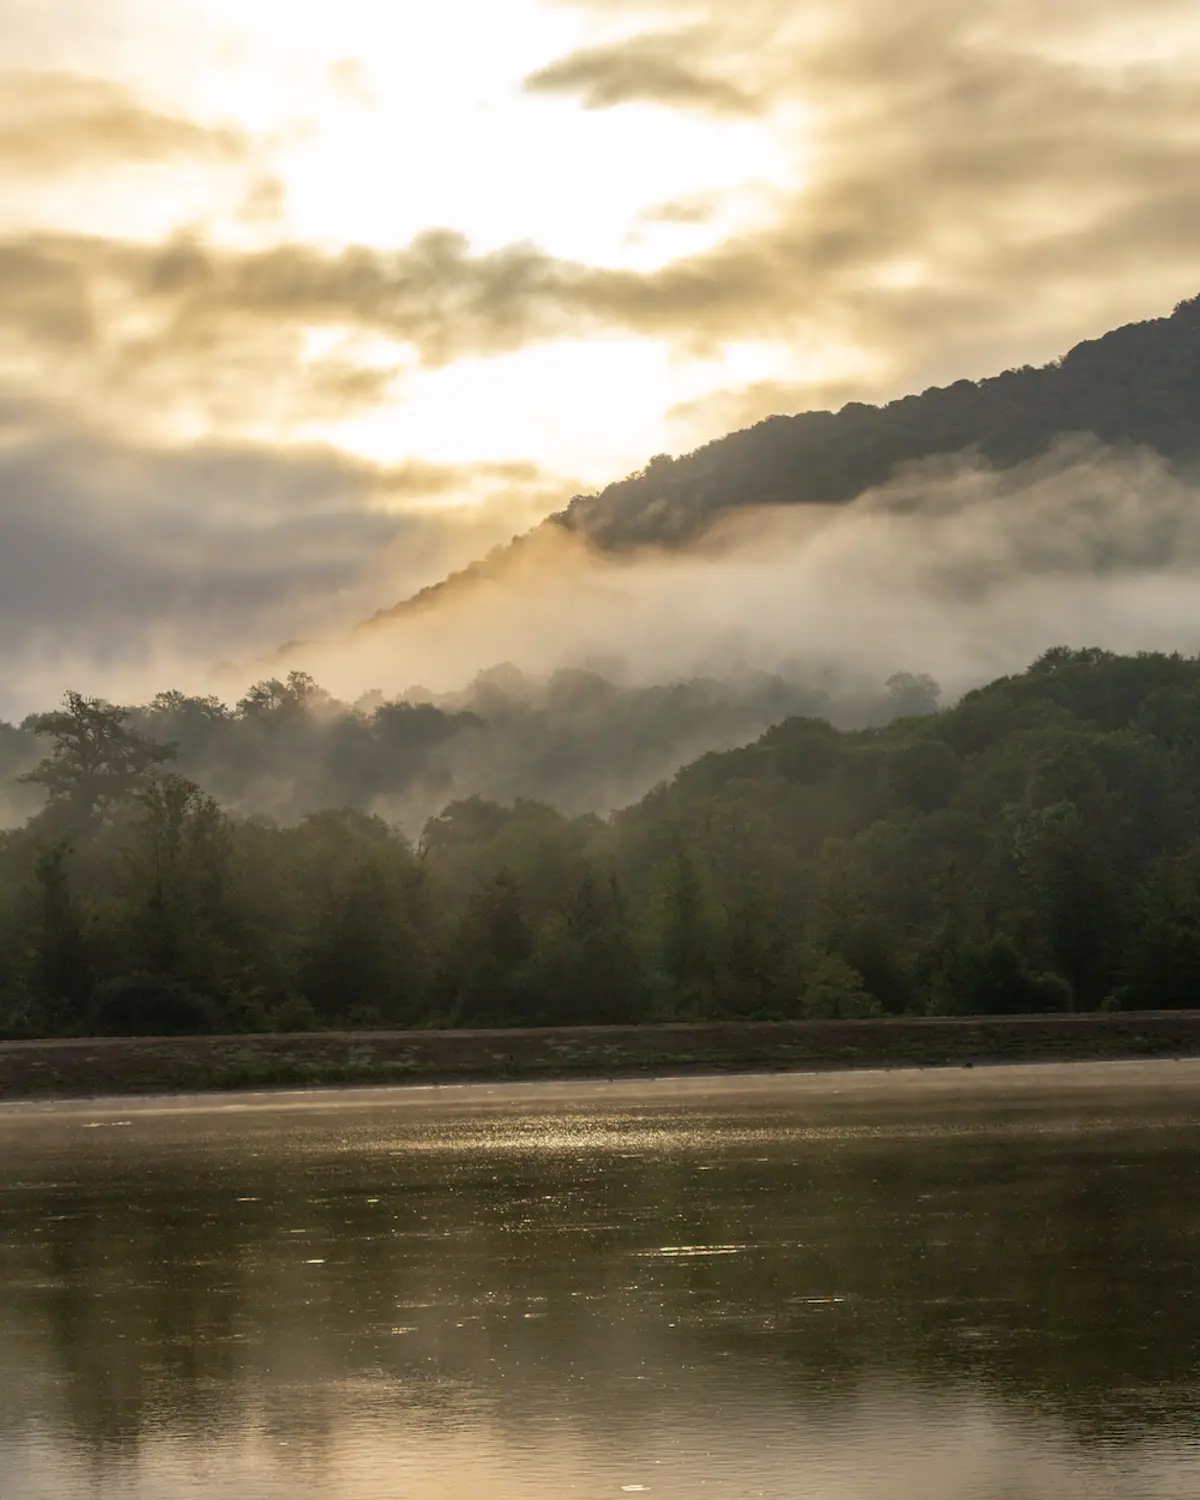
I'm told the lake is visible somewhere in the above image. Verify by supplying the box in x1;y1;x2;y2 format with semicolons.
1;1061;1199;1499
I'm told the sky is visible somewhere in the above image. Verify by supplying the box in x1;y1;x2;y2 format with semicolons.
4;0;1200;711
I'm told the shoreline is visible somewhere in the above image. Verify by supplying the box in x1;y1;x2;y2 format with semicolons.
4;1012;1200;1102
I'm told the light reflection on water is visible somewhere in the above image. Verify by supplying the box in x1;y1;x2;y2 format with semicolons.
1;1061;1199;1499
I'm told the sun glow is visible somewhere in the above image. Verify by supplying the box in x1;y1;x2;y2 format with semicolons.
0;0;801;488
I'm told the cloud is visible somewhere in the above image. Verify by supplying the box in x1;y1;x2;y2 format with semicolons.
0;229;595;438
237;174;289;225
0;0;1197;470
523;0;1200;391
2;0;1200;728
6;0;1200;446
524;31;756;115
637;195;720;226
285;439;1200;709
0;71;249;173
328;58;377;109
0;396;575;717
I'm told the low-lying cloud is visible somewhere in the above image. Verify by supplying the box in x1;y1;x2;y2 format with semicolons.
278;440;1200;708
13;437;1200;831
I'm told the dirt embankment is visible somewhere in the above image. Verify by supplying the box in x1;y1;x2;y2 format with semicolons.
3;1012;1200;1101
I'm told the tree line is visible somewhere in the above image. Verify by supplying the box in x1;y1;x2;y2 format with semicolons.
2;664;926;829
1;646;1197;1036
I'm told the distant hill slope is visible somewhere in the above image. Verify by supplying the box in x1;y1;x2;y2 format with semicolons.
555;295;1200;549
360;294;1200;629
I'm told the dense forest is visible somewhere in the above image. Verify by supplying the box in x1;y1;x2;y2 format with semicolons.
1;646;1198;1038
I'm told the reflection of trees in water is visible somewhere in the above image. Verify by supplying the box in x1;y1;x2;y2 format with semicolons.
3;1118;1198;1459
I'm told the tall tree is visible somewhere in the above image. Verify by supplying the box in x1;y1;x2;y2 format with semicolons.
31;841;91;1024
126;775;230;986
20;693;175;827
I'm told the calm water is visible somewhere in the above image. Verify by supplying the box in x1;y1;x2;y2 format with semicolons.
2;1062;1200;1500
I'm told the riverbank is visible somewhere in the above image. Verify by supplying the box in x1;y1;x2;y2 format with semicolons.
3;1012;1200;1101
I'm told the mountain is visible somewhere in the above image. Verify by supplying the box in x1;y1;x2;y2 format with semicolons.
553;294;1200;547
361;293;1200;627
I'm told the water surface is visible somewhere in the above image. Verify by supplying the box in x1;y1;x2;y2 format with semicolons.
2;1061;1199;1498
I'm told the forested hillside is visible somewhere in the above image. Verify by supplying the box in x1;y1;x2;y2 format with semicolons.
358;295;1200;641
553;295;1200;549
2;648;1198;1038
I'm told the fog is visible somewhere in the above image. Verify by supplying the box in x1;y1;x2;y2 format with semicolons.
8;436;1200;829
278;437;1200;706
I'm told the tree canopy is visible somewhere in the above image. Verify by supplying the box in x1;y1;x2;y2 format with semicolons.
19;693;176;827
3;648;1200;1037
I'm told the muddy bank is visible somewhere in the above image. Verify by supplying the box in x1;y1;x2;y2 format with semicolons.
3;1012;1200;1101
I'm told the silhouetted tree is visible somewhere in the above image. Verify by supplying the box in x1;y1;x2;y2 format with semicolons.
20;693;175;827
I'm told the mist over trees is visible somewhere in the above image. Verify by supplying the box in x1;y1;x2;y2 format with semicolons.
0;664;937;829
1;648;1199;1037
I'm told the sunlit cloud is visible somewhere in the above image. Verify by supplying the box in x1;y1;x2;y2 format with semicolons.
0;71;250;174
525;31;758;115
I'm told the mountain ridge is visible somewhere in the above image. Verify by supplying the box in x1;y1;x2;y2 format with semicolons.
356;294;1200;632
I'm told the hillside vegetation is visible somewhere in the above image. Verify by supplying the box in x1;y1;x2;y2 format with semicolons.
2;648;1198;1037
357;296;1200;637
553;295;1200;549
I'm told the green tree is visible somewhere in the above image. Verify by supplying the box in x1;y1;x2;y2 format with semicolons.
654;841;720;1014
925;933;1066;1016
1121;850;1200;1010
21;693;175;827
441;869;534;1025
1012;801;1119;1009
31;841;92;1025
885;672;942;719
301;856;428;1027
887;738;961;812
236;671;328;722
124;775;231;992
524;864;645;1024
798;951;882;1019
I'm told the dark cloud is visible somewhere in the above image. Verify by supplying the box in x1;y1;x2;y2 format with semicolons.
0;71;249;172
0;0;1197;665
0;229;589;428
524;31;756;115
0;395;575;715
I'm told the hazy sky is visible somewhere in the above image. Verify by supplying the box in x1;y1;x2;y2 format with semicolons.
4;0;1200;707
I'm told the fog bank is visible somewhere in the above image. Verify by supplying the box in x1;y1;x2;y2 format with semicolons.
275;439;1200;705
